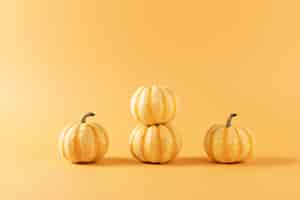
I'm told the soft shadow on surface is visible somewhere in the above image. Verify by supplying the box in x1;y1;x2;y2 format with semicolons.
88;157;212;166
80;156;298;167
245;156;298;167
168;157;213;166
93;157;140;166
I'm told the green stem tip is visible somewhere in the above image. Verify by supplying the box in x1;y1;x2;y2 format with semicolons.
81;112;96;123
226;113;237;128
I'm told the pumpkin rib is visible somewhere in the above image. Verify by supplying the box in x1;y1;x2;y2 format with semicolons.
139;88;149;124
133;87;144;123
164;87;176;122
58;132;65;159
213;127;226;163
140;125;148;161
207;126;219;162
128;128;135;155
129;126;144;162
209;132;216;162
147;87;154;125
204;125;217;158
165;124;178;162
58;123;74;160
87;124;102;162
62;127;72;161
222;128;230;162
65;125;79;162
73;125;82;162
157;125;162;162
130;86;141;120
162;88;173;123
80;125;96;162
244;128;253;159
91;123;109;155
64;124;78;162
159;87;167;123
234;127;243;162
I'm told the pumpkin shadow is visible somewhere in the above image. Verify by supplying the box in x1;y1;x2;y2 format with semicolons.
85;156;298;167
93;157;140;166
90;157;212;166
170;156;299;167
168;157;213;166
245;156;298;167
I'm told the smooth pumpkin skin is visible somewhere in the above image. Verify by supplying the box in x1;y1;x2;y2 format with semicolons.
204;124;253;163
130;85;176;125
58;117;108;163
129;123;182;164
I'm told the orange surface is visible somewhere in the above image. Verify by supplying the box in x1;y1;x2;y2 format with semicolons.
1;0;300;199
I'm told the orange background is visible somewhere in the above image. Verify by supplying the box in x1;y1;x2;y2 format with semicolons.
1;0;300;199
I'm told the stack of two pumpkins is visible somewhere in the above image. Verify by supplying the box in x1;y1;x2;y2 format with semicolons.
129;85;182;164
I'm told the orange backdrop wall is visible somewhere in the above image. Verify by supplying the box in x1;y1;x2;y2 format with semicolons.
1;0;300;199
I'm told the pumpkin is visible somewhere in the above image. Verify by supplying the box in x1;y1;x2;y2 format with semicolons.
129;123;182;164
58;112;109;163
130;85;176;125
204;113;253;163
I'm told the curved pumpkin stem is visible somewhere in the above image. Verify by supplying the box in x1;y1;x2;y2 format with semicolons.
81;112;96;123
226;113;237;128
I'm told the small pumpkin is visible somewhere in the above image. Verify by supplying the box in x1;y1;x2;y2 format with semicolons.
58;112;109;163
204;113;253;163
129;123;182;164
130;85;176;125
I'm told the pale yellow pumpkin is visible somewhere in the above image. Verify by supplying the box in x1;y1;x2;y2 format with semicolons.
130;85;176;125
129;123;182;164
58;112;109;163
204;113;253;163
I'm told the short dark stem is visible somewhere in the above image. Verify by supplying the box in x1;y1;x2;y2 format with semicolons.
226;113;237;128
81;112;96;123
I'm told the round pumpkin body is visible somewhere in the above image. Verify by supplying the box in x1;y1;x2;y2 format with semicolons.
204;123;253;163
129;124;182;164
58;113;109;163
204;114;253;163
130;85;176;125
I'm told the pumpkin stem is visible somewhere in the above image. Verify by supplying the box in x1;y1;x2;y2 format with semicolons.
81;112;96;123
226;113;237;128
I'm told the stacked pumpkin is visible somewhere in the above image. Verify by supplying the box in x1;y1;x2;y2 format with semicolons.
129;85;182;164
